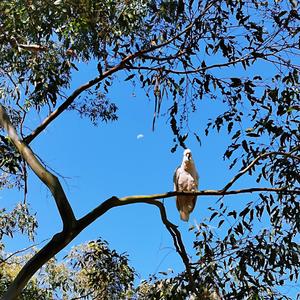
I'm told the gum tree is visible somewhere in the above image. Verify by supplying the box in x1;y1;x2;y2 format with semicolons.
0;0;299;299
0;238;135;299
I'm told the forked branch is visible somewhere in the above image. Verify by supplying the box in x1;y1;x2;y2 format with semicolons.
23;1;219;145
222;150;300;192
3;183;298;300
1;104;299;299
0;104;76;229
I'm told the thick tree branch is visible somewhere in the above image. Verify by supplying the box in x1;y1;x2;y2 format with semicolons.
18;43;48;52
1;230;74;300
24;63;125;144
78;197;196;291
75;187;298;231
0;105;76;229
2;185;299;299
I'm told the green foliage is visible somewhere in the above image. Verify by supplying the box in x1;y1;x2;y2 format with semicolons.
0;203;37;242
65;239;135;299
69;91;118;125
0;252;52;300
0;0;299;299
0;238;135;300
0;0;149;132
0;134;24;189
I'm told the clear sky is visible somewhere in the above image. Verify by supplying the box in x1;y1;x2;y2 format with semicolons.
1;61;253;281
1;58;298;298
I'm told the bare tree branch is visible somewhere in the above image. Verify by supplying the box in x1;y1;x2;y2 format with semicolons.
222;150;300;192
23;24;195;143
23;2;219;145
18;44;48;53
0;239;50;265
0;105;76;229
2;184;299;299
1;82;299;298
150;200;198;295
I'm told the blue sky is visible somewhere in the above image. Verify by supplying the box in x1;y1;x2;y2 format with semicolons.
1;62;255;283
1;55;298;300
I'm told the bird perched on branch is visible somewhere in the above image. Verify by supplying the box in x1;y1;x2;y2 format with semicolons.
173;149;199;222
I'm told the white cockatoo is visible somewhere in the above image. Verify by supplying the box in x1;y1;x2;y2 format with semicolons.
173;149;199;221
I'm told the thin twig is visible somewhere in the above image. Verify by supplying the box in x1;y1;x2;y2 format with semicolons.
0;239;50;265
222;150;300;192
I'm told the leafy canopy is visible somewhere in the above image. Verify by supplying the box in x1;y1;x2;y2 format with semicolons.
0;0;299;299
0;238;134;300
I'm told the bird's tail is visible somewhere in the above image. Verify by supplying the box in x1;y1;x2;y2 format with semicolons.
180;210;190;222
